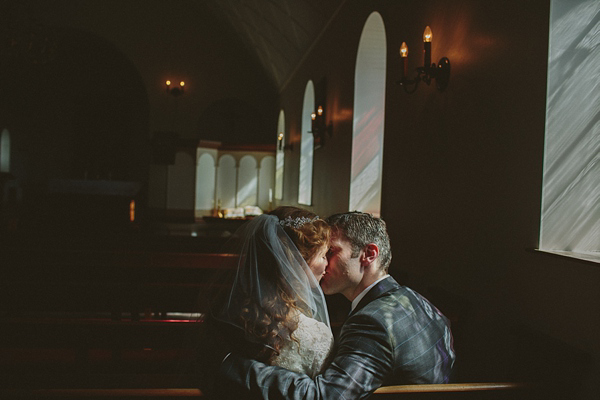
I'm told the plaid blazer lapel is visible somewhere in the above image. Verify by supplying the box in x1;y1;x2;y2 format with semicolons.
349;276;399;317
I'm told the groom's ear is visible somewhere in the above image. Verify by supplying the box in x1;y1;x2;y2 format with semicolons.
361;243;379;267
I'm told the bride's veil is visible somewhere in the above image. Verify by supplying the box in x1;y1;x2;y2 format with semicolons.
190;213;330;394
212;214;330;331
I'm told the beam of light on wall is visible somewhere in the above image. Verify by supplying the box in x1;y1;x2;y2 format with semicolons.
350;154;381;213
237;155;258;207
237;178;259;207
275;110;285;200
259;156;275;210
540;0;600;255
299;81;315;205
349;12;386;217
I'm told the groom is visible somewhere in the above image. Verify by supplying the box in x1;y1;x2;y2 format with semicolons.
220;211;455;399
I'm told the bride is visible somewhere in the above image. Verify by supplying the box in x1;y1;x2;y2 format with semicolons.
199;206;334;389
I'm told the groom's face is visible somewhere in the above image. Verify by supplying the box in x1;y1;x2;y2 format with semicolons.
320;232;362;300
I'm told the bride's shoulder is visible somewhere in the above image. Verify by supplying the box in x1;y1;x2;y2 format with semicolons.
296;311;326;327
273;311;334;377
295;313;333;340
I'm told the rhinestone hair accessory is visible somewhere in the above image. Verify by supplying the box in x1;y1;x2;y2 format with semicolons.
279;216;318;229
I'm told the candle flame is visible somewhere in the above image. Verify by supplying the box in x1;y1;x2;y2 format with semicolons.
400;42;408;57
423;26;433;43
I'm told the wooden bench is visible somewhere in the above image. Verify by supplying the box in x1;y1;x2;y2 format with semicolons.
0;249;346;392
0;383;531;399
0;251;238;319
372;382;533;398
0;317;203;390
0;247;238;392
0;388;202;398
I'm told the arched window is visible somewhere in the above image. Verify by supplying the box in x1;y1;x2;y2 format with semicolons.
259;156;275;210
275;110;285;200
218;155;237;209
195;153;216;215
539;0;600;258
299;81;315;205
0;128;10;173
349;12;387;217
237;155;258;207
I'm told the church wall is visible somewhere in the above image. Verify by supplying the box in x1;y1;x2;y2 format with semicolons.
0;1;279;223
276;0;599;397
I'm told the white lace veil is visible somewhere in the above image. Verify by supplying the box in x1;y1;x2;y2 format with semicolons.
212;214;330;332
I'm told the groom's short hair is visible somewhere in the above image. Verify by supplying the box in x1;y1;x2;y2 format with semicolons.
326;211;392;272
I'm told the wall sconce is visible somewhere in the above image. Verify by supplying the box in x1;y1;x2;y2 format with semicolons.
310;105;332;147
166;80;185;96
398;26;450;93
277;132;293;152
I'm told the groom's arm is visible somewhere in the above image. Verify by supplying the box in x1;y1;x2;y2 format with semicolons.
220;313;393;400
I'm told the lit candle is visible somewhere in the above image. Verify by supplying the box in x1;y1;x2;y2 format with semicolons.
400;42;408;80
423;26;432;72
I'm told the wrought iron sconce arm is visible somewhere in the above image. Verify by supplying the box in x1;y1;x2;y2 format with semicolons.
398;58;450;93
277;132;293;152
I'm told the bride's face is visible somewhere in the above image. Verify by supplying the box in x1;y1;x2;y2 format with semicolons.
307;244;329;282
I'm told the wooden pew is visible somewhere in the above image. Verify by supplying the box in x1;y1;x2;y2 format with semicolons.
0;317;203;389
0;388;202;399
1;250;536;398
0;383;532;399
0;251;238;319
372;382;534;399
0;250;242;391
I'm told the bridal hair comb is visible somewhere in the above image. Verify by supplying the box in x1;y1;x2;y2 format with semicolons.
279;216;318;229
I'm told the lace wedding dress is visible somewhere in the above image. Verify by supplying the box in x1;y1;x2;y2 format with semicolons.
272;312;334;378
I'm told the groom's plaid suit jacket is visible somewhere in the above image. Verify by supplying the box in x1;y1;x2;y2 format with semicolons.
221;276;455;400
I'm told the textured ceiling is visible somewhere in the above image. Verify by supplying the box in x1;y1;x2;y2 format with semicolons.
1;0;348;93
206;0;348;91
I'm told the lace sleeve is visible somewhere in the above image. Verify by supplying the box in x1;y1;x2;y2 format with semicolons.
272;313;334;378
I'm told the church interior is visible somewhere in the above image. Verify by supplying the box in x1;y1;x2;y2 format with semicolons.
1;0;599;399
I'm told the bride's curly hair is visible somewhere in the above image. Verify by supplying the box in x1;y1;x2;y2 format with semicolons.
271;206;331;264
238;206;330;363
